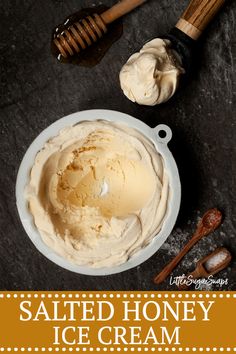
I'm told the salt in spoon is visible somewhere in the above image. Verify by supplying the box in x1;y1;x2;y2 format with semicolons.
178;247;232;290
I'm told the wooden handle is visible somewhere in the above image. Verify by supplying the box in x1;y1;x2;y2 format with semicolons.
178;268;202;290
154;233;200;284
175;0;225;40
101;0;147;25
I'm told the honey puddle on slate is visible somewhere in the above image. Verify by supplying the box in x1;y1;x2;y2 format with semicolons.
52;6;123;67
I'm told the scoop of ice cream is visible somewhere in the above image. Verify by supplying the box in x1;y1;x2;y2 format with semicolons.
120;38;184;106
54;133;156;218
26;121;169;268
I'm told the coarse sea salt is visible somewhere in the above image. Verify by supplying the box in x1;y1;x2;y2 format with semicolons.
204;251;228;272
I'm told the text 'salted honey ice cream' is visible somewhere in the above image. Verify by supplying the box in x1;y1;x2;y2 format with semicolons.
26;120;169;268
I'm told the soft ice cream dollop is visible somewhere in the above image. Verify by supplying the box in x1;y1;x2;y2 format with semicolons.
120;38;184;106
26;120;169;268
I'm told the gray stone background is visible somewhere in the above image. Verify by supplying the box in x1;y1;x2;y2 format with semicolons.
0;0;235;290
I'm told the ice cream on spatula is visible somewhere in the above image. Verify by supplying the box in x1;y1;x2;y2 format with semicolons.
120;0;225;106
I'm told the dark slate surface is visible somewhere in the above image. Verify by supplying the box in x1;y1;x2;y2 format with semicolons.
0;0;235;291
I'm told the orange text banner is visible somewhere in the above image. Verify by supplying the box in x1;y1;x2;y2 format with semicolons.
0;292;235;352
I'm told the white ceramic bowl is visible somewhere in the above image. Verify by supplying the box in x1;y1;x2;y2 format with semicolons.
16;109;181;275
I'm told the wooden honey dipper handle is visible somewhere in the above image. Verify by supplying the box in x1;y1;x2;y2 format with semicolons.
53;0;147;59
176;0;225;40
101;0;147;24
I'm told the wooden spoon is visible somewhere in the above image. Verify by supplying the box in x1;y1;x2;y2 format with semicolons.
178;247;232;290
154;208;222;285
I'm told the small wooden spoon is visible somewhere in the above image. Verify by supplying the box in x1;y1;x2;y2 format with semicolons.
154;208;222;285
178;247;232;290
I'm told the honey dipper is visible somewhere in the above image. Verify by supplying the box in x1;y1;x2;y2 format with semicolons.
54;0;147;59
154;208;223;285
178;247;232;290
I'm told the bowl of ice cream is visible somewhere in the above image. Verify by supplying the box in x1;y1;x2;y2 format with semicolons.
16;109;181;275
